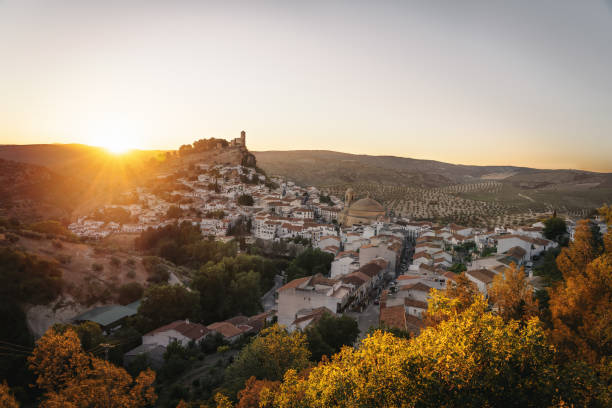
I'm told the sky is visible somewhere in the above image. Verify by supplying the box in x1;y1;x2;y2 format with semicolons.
0;0;611;171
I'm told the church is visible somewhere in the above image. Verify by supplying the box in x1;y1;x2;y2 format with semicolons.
338;188;387;226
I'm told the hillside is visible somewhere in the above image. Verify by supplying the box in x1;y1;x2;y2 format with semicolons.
0;158;86;221
254;150;612;224
0;144;165;219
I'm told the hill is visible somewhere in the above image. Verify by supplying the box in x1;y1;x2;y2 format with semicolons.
0;144;165;219
254;150;612;225
0;158;86;221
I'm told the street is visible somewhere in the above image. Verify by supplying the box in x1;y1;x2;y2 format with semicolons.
345;302;380;340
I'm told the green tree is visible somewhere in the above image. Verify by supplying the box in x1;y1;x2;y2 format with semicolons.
237;194;254;206
118;282;144;305
543;216;567;243
191;255;265;323
136;285;200;332
224;325;311;397
286;248;334;282
305;313;359;361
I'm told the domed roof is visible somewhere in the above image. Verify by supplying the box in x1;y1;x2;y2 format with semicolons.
349;197;384;213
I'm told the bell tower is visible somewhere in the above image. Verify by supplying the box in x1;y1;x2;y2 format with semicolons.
345;188;354;207
240;130;246;147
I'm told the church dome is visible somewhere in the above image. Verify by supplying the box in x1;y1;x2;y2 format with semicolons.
349;197;384;213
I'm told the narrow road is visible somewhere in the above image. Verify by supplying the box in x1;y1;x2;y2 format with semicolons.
261;274;284;311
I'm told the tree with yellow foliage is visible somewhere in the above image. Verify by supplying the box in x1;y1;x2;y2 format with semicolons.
265;295;562;408
424;272;478;326
556;219;600;278
28;328;157;408
549;226;612;366
488;263;538;322
223;325;310;396
0;381;19;408
236;376;279;408
214;393;234;408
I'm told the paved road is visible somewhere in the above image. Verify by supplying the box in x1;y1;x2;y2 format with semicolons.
346;302;380;340
261;274;284;311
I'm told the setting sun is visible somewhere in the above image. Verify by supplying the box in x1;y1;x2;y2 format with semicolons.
85;116;144;154
102;139;133;154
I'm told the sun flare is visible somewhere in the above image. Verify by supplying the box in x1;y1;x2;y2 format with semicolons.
86;117;143;155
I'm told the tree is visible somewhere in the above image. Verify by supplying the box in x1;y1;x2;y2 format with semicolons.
488;263;538;322
424;272;478;327
543;216;567;243
191;255;271;323
286;248;334;282
118;282;144;305
0;382;19;408
136;285;200;332
237;194;254;206
448;263;466;273
556;219;600;279
28;328;157;407
236;376;280;408
0;248;63;305
28;220;71;237
305;313;359;361
223;325;311;397
166;205;183;219
265;295;572;408
549;237;612;366
52;321;105;352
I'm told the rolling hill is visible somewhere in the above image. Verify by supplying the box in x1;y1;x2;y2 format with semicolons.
254;150;612;221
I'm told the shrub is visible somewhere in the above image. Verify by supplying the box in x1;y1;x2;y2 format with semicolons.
110;256;121;268
118;282;144;305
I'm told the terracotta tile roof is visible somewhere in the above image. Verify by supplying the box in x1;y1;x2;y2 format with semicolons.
311;274;337;286
359;262;384;278
404;298;428;309
379;305;407;330
206;322;243;338
467;268;496;284
146;320;210;340
443;271;458;281
292;307;331;326
341;271;370;286
400;282;433;293
225;315;249;326
413;251;432;260
335;250;359;260
277;276;311;292
397;275;420;281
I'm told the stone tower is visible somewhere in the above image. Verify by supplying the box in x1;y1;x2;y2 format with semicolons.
240;130;246;147
345;188;354;207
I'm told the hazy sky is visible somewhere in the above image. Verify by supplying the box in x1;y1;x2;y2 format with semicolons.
1;0;611;171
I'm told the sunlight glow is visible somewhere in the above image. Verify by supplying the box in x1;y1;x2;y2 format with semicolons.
85;116;143;155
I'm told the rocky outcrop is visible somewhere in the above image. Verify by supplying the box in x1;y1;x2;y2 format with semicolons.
182;146;257;168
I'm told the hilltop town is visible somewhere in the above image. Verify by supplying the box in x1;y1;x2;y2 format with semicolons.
1;133;611;407
62;131;607;338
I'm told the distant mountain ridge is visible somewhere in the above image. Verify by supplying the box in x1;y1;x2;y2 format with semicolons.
253;150;612;188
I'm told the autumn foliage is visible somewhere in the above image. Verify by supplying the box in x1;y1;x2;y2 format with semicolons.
549;212;612;366
28;328;157;408
0;382;19;408
488;262;538;322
